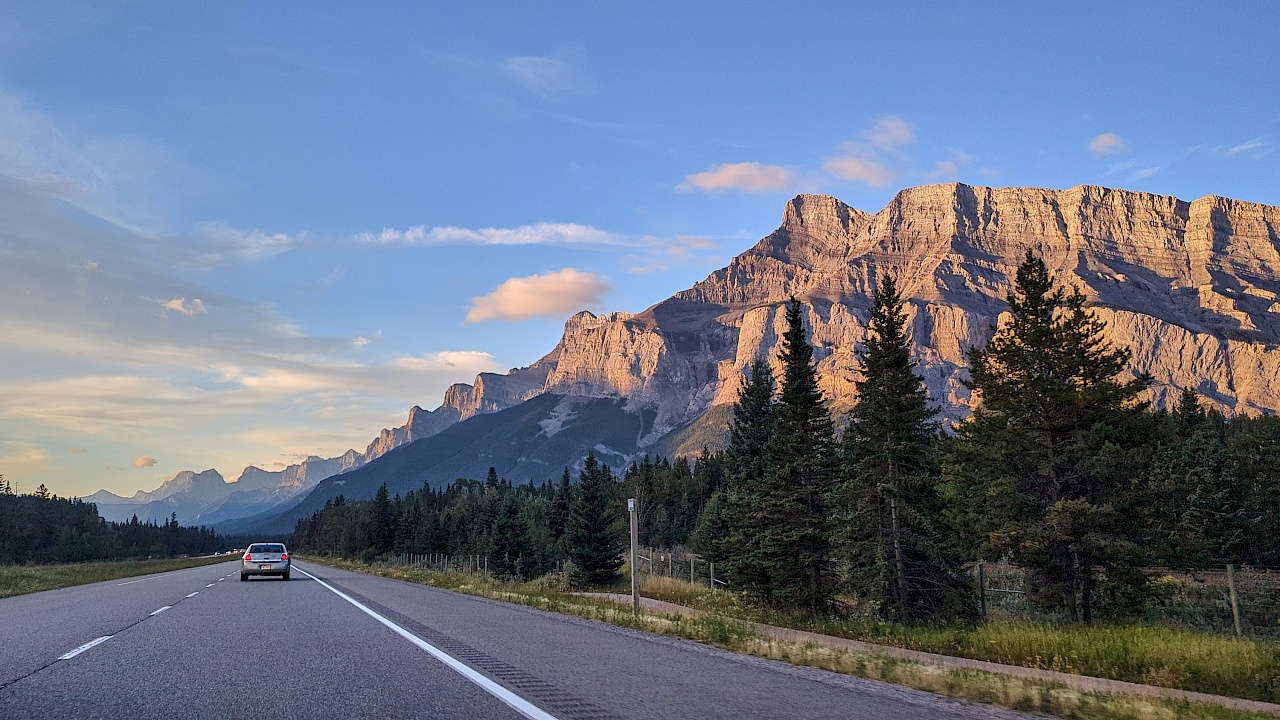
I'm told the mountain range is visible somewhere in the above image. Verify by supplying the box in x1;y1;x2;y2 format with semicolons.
83;183;1280;534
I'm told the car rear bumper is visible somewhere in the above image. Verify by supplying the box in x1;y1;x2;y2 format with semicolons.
241;560;290;576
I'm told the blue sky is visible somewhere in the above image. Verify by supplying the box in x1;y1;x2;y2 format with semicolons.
1;1;1277;497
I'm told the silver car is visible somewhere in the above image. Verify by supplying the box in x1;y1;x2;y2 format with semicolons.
240;542;291;581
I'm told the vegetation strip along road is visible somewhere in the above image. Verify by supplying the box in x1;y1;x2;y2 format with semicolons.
312;557;1279;720
0;555;233;599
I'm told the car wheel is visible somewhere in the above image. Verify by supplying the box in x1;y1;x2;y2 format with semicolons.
282;573;290;581
240;573;248;581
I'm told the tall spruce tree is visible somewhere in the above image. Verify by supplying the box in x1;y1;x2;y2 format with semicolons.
838;276;976;621
565;451;625;587
692;358;776;584
947;251;1150;621
745;298;839;612
548;468;572;555
1142;389;1240;566
490;492;533;580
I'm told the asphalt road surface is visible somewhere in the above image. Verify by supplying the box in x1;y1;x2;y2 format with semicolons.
0;560;1035;719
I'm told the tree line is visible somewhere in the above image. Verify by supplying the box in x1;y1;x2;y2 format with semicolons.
0;478;223;563
291;252;1280;624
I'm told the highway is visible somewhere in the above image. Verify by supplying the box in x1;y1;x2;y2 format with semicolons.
0;560;1033;719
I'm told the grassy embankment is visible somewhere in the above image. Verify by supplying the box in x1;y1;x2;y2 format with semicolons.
309;556;1280;720
0;555;233;599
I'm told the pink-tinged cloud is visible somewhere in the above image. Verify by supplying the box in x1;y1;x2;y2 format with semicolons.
465;269;612;322
1088;132;1128;156
861;115;916;151
133;455;157;468
677;162;795;193
821;155;896;186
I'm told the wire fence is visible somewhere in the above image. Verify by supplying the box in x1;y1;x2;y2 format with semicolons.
974;560;1280;638
379;551;1280;638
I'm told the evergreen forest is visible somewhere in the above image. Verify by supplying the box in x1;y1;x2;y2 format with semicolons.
290;253;1280;623
0;478;223;564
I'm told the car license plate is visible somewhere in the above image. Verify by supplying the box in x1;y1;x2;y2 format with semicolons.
260;564;270;569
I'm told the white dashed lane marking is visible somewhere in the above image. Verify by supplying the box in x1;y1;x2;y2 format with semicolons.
206;584;214;588
185;592;199;598
149;606;171;616
57;636;112;660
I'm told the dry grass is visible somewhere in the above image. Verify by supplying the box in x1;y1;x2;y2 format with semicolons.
311;556;1279;720
0;555;232;599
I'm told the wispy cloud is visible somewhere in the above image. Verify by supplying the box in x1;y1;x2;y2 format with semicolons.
465;268;612;322
504;55;593;101
158;297;206;316
1220;137;1273;159
822;115;917;187
821;155;896;186
358;221;622;247
1131;166;1161;180
1088;132;1128;156
677;162;796;194
624;235;720;274
860;116;917;152
133;455;156;468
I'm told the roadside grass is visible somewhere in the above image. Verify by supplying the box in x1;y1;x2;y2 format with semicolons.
308;556;1280;720
0;555;232;599
648;586;1280;704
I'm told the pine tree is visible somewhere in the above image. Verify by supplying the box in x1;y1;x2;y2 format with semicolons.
741;298;839;612
694;359;775;584
565;452;624;587
370;482;394;554
839;276;976;621
1142;389;1239;566
548;468;572;556
947;251;1150;621
489;492;533;580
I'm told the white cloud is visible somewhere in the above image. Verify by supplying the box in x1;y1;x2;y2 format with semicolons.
393;350;498;370
0;441;50;470
1224;137;1272;158
504;55;592;101
159;297;207;316
1088;132;1128;156
821;116;916;187
358;222;622;246
861;115;916;151
191;222;308;265
1131;166;1161;180
677;162;796;193
821;154;896;186
133;455;157;468
466;268;612;323
927;160;959;181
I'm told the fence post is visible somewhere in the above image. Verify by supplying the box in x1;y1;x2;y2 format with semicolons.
628;498;639;615
1228;563;1243;639
977;562;987;618
690;557;694;584
709;562;715;589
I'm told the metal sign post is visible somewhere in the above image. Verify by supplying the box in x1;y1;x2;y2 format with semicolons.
628;498;639;614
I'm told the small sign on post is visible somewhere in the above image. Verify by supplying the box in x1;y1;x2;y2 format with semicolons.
628;498;639;614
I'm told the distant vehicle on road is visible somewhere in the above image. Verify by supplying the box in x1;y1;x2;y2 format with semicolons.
241;543;290;581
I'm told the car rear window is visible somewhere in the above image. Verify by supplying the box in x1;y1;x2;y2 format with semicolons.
248;544;286;554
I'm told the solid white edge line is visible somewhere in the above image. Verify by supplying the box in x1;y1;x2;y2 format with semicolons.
149;606;171;616
58;635;112;660
295;567;559;720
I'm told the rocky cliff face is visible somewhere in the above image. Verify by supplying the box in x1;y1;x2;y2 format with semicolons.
427;184;1280;434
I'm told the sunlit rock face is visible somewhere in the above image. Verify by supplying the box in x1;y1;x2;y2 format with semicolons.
424;184;1280;440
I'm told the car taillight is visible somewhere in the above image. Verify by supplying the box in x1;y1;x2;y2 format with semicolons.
280;553;288;560
243;554;251;561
